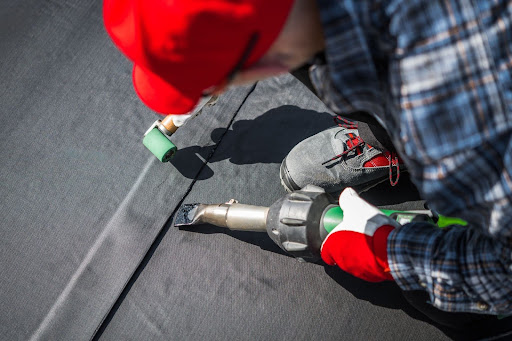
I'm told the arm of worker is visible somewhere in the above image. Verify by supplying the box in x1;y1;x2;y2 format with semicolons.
386;145;512;316
321;186;512;316
388;214;512;315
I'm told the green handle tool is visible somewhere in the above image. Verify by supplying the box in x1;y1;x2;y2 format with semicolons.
142;95;217;162
175;185;467;262
322;206;468;233
143;115;179;162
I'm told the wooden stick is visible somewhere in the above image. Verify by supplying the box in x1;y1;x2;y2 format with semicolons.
161;115;179;134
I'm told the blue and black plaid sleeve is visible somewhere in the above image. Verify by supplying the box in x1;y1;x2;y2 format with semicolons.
314;0;512;314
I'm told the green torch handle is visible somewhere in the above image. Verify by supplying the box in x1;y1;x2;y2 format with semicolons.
433;214;468;228
322;206;467;234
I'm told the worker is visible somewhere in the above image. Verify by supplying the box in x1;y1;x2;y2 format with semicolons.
103;0;512;336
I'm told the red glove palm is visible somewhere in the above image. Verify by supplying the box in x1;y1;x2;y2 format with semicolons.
321;188;400;282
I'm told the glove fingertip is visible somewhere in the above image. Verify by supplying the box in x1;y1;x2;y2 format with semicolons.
338;187;358;206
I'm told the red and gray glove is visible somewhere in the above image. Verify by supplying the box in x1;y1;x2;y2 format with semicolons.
321;187;401;282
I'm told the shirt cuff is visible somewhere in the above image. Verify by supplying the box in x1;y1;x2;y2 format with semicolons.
386;222;441;291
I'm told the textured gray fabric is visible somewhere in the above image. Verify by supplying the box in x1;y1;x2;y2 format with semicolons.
0;0;453;340
0;1;251;339
96;75;447;341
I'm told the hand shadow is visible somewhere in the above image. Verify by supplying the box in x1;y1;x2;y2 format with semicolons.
323;266;490;340
176;223;289;257
170;105;335;180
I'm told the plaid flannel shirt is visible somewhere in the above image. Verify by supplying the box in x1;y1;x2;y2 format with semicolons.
311;0;512;314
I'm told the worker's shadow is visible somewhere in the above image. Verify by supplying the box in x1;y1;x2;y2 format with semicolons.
171;104;423;206
170;105;334;180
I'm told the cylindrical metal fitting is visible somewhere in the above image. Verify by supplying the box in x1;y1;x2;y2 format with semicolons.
197;203;268;232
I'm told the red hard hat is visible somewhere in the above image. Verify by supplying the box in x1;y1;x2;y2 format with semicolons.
103;0;294;114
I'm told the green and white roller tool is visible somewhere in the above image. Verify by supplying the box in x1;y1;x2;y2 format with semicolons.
143;95;217;162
